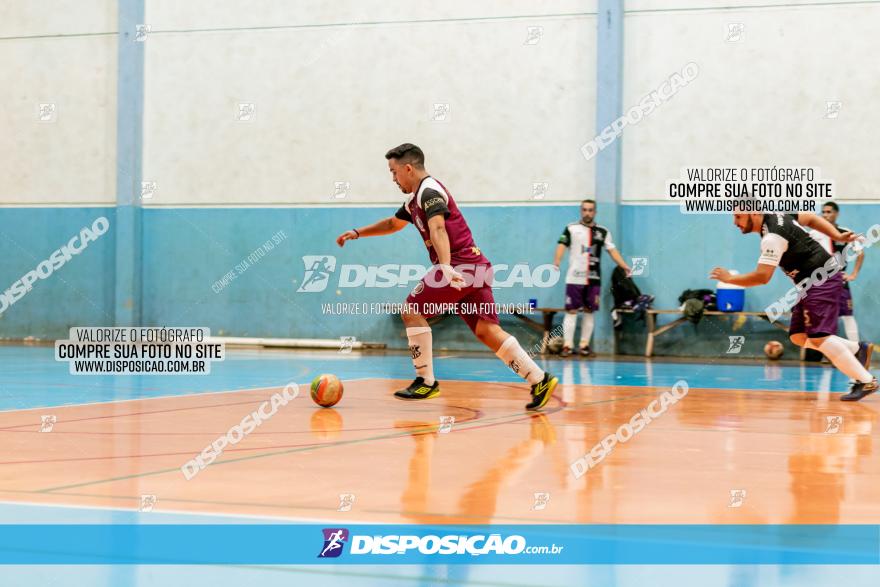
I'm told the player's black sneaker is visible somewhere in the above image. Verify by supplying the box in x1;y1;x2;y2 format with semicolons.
855;341;873;371
560;346;572;358
840;378;878;402
526;372;558;411
394;377;441;400
578;345;595;357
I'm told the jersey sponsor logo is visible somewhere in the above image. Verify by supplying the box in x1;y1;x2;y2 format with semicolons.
423;197;445;210
415;216;425;231
760;248;781;265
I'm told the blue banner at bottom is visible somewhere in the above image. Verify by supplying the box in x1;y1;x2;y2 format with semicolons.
0;524;876;565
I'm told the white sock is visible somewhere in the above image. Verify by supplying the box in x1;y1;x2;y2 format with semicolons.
835;334;858;354
808;335;859;355
563;313;577;348
841;316;860;342
496;336;545;385
813;337;872;383
579;312;595;348
406;326;434;385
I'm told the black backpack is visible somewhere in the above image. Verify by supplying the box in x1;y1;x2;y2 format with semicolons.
611;266;641;308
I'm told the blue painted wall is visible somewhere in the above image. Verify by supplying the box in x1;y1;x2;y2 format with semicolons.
2;204;876;353
0;207;116;339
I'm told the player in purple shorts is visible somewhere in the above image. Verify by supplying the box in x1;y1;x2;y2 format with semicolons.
821;202;864;341
553;200;632;357
710;211;876;401
806;202;865;343
335;143;558;410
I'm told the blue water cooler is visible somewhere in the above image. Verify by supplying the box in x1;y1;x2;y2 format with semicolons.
716;276;745;312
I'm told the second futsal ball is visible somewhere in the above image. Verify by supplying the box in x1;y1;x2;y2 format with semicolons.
764;340;784;360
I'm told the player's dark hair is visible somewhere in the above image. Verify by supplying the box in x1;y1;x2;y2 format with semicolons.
581;199;596;206
823;202;839;212
385;143;425;168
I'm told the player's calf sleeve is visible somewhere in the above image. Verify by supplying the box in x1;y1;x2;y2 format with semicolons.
815;336;873;383
406;327;435;385
841;316;860;343
496;336;544;385
579;313;595;347
563;313;577;348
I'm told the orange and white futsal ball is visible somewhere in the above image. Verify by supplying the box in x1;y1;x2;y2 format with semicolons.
310;374;344;407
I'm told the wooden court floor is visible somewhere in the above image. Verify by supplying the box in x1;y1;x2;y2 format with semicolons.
0;379;877;524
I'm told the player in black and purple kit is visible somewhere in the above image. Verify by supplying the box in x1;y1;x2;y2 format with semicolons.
711;211;876;401
335;144;558;410
821;202;864;342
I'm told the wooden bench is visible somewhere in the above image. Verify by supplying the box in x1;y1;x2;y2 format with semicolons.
618;308;793;357
511;307;794;357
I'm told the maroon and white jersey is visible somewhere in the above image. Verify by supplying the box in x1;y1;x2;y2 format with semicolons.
395;177;490;266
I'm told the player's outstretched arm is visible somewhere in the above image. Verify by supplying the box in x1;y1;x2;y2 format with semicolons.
709;263;774;287
797;212;859;242
336;216;408;247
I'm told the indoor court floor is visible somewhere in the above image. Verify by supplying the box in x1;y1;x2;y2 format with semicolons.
0;345;877;528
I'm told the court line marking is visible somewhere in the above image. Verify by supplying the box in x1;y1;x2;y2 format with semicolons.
0;377;843;429
0;498;380;525
0;374;564;420
6;388;877;524
0;379;482;435
14;389;870;526
0;403;485;466
0;377;375;416
0;411;483;437
8;382;861;490
3;490;602;527
35;403;563;493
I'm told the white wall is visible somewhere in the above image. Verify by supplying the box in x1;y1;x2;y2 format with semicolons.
0;1;117;205
142;1;597;205
621;0;880;202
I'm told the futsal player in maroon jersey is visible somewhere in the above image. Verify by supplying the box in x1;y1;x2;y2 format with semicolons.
336;144;558;410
